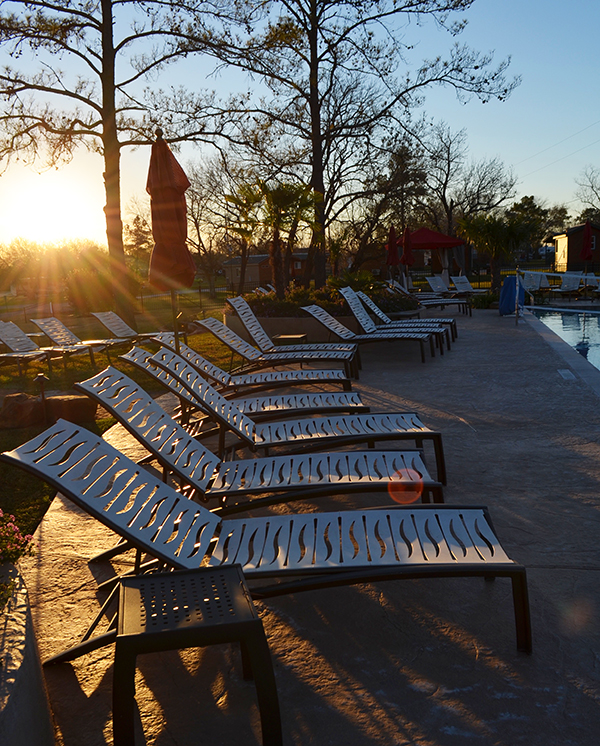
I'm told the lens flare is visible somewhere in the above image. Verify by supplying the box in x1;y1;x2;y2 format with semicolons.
387;468;423;504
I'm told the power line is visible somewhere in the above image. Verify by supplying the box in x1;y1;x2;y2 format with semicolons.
516;119;600;166
521;137;600;178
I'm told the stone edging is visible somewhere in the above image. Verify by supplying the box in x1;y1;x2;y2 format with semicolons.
0;563;55;745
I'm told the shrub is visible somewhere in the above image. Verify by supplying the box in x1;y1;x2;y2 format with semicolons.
0;508;35;564
225;279;419;317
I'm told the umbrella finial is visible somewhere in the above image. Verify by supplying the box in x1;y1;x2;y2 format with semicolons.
155;127;164;141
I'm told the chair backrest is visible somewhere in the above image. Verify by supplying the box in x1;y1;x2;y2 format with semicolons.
338;287;378;333
193;318;262;361
92;311;137;338
521;272;543;291
75;368;220;490
226;297;275;352
559;274;582;291
427;276;450;294
0;321;41;352
119;346;203;410
450;276;474;293
31;317;81;346
0;419;220;569
150;348;256;443
153;333;231;385
300;305;355;340
356;291;392;324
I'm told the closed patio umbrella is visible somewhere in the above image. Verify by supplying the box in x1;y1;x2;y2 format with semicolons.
146;129;196;353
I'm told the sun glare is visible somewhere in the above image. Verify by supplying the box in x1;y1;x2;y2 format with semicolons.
0;163;108;246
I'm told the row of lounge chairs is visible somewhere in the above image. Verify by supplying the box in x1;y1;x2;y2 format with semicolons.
0;312;156;374
0;293;532;743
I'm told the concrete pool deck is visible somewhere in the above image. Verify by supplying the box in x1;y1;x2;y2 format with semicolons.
16;306;600;745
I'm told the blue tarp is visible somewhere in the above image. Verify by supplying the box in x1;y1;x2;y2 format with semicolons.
499;275;525;316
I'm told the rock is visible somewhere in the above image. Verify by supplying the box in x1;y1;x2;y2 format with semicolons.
0;393;43;429
0;392;97;429
46;394;97;424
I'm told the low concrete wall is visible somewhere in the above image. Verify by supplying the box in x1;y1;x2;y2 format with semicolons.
0;564;55;746
223;314;361;342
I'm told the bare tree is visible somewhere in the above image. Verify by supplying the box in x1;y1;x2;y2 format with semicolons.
194;0;519;285
576;166;600;220
416;122;517;235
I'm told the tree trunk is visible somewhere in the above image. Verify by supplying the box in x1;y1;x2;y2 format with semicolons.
270;227;285;299
101;0;136;328
237;240;249;295
490;255;502;292
303;0;326;288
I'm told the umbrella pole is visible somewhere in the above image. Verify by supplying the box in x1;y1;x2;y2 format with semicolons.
171;288;181;355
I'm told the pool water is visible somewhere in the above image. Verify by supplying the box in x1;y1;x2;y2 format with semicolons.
532;308;600;370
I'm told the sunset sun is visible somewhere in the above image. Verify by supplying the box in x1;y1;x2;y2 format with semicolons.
0;160;108;246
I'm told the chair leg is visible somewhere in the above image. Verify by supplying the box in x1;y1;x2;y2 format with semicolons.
112;643;138;746
510;569;532;654
242;628;283;746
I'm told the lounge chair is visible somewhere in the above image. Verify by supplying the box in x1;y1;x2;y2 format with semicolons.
74;368;440;509
450;276;488;295
148;347;447;484
91;311;159;341
121;346;368;420
0;320;93;373
226;296;357;354
549;273;583;301
193;316;360;378
338;287;451;353
300;304;435;363
427;276;464;295
355;291;458;341
0;419;532;656
388;280;471;315
152;332;354;392
30;317;127;366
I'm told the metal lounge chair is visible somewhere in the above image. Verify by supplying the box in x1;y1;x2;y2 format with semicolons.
388;280;472;316
226;295;358;354
550;273;583;301
91;311;159;341
0;320;54;374
193;316;359;378
120;346;369;420
450;276;488;295
338;287;451;353
74;368;440;510
300;304;435;363
153;331;354;392
149;347;447;484
0;419;532;656
426;276;457;295
30;316;127;366
0;320;95;373
355;291;458;341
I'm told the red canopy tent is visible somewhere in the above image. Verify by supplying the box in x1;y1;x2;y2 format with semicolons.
409;227;464;250
410;228;465;284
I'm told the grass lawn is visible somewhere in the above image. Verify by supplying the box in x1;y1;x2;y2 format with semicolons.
0;298;234;538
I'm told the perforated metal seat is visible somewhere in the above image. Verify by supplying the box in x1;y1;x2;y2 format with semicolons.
148;348;447;483
300;305;436;363
153;332;354;392
1;419;532;658
113;567;282;746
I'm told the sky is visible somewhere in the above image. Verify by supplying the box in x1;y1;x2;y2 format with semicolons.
0;0;599;246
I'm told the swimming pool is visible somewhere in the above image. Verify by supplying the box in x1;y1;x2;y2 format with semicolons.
531;307;600;370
